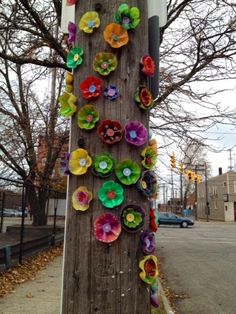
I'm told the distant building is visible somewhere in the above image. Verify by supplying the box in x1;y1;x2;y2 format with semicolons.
197;172;236;221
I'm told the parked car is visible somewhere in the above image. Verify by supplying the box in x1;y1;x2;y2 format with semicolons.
158;212;194;228
3;209;17;217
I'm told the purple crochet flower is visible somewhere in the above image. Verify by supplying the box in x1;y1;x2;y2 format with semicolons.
104;85;120;101
68;22;76;44
140;231;156;255
60;153;70;175
125;121;148;147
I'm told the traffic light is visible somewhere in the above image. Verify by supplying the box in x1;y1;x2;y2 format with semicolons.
179;163;185;174
170;153;176;168
187;170;193;181
194;173;198;183
198;175;203;183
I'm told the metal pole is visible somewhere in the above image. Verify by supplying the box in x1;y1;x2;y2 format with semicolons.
171;169;174;212
0;192;5;233
205;162;209;222
19;182;27;264
194;166;198;221
180;172;183;211
51;191;58;246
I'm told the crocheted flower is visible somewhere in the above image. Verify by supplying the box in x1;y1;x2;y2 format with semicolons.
68;22;76;44
124;121;148;147
65;72;73;93
66;47;84;69
60;153;70;175
79;11;100;33
72;186;93;211
135;86;154;110
69;148;92;175
114;4;140;30
140;231;156;255
67;0;77;5
98;120;122;145
104;85;120;101
93;52;118;76
93;153;115;177
59;92;77;118
94;213;121;243
98;180;124;208
141;145;157;170
136;171;157;199
140;55;156;77
150;209;158;232
103;23;129;48
139;255;158;285
115;159;141;185
80;76;102;100
121;204;145;233
77;104;99;130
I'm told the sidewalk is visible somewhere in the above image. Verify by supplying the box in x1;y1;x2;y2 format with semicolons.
0;256;63;314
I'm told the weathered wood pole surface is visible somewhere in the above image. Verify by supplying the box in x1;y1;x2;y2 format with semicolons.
61;1;150;313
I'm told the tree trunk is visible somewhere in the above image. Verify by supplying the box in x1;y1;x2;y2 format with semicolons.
62;1;150;313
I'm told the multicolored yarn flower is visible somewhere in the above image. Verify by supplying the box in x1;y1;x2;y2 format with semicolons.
93;153;115;177
114;4;140;30
124;121;148;147
103;23;129;48
60;153;70;175
150;283;159;308
98;180;124;208
79;11;100;33
141;142;157;170
134;86;154;110
115;159;141;185
93;52;118;76
69;148;92;175
140;55;156;77
72;186;93;211
68;22;76;45
77;104;99;130
80;76;102;100
66;47;84;69
98;120;122;145
139;255;158;285
121;204;145;233
94;213;121;243
136;171;157;199
140;231;156;255
103;85;120;101
59;92;77;118
65;72;73;93
150;209;158;232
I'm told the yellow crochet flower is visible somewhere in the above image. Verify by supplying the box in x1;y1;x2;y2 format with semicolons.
72;186;93;211
79;11;100;33
69;148;92;175
59;92;77;118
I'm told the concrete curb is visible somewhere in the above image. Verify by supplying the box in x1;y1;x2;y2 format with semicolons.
158;279;175;314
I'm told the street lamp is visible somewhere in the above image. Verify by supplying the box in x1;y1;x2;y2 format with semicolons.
147;0;167;99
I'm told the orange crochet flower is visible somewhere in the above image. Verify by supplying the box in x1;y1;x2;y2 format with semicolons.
103;23;129;48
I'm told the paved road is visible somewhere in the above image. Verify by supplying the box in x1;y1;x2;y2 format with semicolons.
157;221;236;314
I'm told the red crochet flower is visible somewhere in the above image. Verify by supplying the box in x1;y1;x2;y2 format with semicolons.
80;76;102;100
98;120;123;145
140;55;156;77
150;209;158;232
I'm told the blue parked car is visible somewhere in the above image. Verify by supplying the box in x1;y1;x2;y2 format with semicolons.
158;212;194;228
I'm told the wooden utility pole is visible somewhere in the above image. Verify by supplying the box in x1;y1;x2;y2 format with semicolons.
61;1;151;313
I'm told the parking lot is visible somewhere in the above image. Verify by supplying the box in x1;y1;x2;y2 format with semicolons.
157;221;236;314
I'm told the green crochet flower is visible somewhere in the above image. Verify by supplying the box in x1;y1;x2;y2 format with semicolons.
77;104;99;130
93;153;114;177
59;92;77;118
93;52;118;76
66;47;84;69
115;159;141;185
114;3;140;30
122;207;143;229
98;180;124;208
